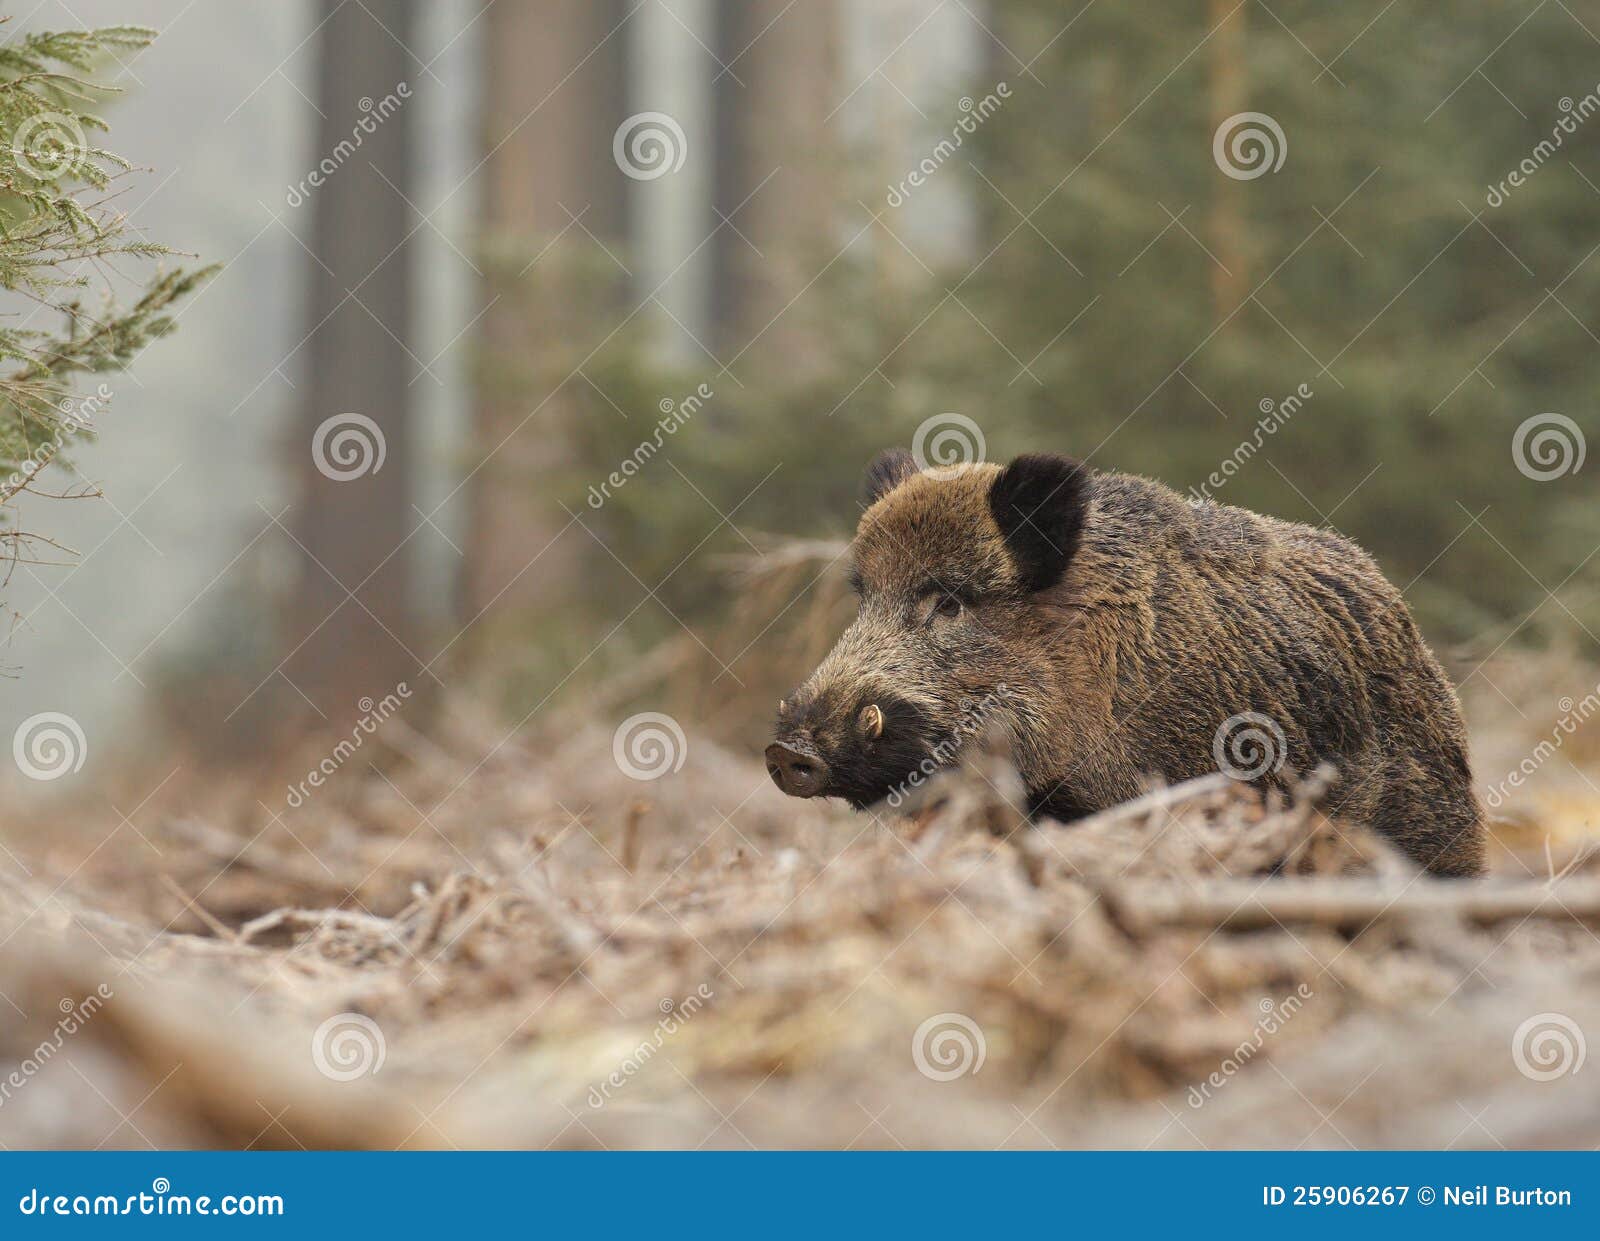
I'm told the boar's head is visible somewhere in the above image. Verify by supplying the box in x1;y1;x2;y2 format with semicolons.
766;448;1090;809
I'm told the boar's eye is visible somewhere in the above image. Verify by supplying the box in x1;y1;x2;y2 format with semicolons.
931;594;962;621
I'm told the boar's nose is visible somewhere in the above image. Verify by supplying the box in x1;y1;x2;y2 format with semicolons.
765;741;829;798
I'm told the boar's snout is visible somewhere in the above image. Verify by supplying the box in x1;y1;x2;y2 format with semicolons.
765;740;829;798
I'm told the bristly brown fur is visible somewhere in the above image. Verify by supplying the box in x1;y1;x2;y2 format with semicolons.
773;453;1486;877
862;447;919;507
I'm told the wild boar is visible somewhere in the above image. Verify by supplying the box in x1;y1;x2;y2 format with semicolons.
765;449;1485;876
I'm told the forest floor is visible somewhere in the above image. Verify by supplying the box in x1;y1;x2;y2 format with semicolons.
1;652;1598;1149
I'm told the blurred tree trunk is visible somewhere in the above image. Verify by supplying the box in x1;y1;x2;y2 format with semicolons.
973;2;1013;252
465;0;626;643
709;1;743;353
712;0;840;375
288;0;418;727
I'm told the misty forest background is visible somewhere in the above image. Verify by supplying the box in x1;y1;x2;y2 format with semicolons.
2;0;1598;787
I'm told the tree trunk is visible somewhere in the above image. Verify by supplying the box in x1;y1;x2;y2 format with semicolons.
464;0;626;641
713;0;840;374
287;0;419;727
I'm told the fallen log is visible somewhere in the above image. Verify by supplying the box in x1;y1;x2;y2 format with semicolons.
1105;876;1600;933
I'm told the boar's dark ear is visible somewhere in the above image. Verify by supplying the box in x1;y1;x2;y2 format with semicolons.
862;447;919;506
988;453;1090;591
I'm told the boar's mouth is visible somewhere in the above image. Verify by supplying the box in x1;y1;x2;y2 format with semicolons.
769;694;940;809
827;732;939;810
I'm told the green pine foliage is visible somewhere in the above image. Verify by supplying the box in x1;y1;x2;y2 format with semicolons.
560;2;1600;659
0;20;213;583
955;1;1600;646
